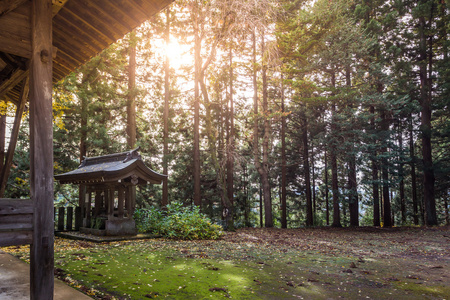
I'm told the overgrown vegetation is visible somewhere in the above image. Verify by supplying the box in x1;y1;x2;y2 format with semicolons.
134;202;223;240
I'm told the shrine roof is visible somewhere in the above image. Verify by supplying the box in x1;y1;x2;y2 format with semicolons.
54;148;166;185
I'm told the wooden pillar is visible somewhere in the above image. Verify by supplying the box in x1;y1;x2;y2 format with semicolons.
29;0;54;298
66;206;73;230
107;186;114;219
130;185;136;217
79;184;86;218
74;207;81;230
86;191;92;227
126;186;132;218
57;207;65;231
118;186;125;218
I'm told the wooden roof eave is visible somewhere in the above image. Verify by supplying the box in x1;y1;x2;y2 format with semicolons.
55;159;166;185
0;0;175;103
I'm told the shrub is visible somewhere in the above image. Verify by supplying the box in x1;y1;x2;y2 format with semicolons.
134;207;163;233
133;202;223;240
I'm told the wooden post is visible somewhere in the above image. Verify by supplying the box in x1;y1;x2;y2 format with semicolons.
118;186;124;218
86;191;92;227
66;206;73;230
74;207;81;230
126;186;132;218
79;184;86;219
105;186;112;219
130;185;136;217
57;207;65;231
30;0;54;298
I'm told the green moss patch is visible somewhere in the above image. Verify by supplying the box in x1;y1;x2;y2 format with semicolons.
4;227;449;299
52;237;448;299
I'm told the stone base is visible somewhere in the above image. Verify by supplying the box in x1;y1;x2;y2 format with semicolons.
79;219;137;236
79;227;106;236
105;219;137;236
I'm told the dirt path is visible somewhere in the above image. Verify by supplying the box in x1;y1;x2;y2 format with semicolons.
224;227;450;261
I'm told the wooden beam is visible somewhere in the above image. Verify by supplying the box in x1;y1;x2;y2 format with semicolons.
0;2;32;58
0;0;60;59
51;0;68;16
0;68;29;101
0;198;34;214
29;0;54;299
0;76;28;198
0;198;33;247
0;0;27;17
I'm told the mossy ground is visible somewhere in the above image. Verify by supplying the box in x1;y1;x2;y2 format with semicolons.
3;226;449;299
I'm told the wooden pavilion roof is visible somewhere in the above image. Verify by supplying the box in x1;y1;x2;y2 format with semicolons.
55;148;167;185
0;0;174;105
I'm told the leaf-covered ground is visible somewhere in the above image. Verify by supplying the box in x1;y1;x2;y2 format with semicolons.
2;226;449;299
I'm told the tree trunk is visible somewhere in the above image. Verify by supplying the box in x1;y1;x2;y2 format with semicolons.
346;66;358;227
127;30;137;149
259;181;263;228
252;29;272;228
243;166;250;227
348;157;358;227
0;78;28;198
324;149;329;226
409;117;419;225
281;74;287;228
162;8;170;207
330;72;341;228
198;31;233;228
226;46;234;230
419;15;437;225
398;124;406;224
260;33;272;228
193;8;201;206
444;191;449;226
370;106;380;226
79;75;88;208
79;86;88;162
380;110;392;227
312;141;316;218
302;112;313;226
330;112;341;227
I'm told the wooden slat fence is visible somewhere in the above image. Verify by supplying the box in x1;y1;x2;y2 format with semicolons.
54;206;81;232
0;198;33;247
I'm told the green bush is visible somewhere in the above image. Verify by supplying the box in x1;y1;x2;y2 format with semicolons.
134;207;163;233
133;202;223;240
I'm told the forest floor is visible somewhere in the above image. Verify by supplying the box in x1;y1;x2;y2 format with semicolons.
2;226;449;299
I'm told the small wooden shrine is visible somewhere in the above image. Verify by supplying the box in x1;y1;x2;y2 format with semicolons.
55;148;166;236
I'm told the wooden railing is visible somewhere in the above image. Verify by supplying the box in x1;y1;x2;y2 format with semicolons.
0;198;33;247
